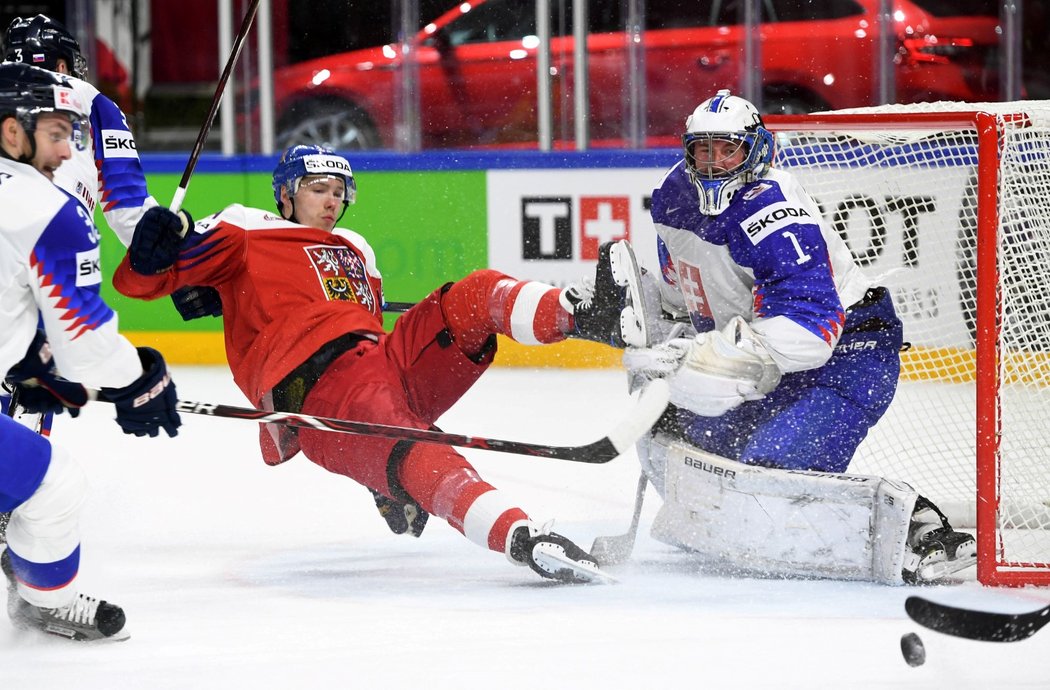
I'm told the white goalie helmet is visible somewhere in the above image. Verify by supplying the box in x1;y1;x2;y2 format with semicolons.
683;89;775;216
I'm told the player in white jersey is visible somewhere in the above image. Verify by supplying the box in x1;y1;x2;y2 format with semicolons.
0;63;181;641
574;90;976;584
3;13;221;321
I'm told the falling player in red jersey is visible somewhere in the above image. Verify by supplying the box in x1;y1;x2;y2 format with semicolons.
113;145;612;584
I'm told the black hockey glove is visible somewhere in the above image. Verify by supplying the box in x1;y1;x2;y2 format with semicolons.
171;285;223;320
5;330;89;417
101;347;181;438
129;207;192;275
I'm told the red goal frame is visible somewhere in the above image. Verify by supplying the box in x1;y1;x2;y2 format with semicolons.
767;111;1047;586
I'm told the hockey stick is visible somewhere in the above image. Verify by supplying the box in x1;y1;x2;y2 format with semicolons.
383;301;415;313
905;596;1050;643
169;0;261;213
590;472;647;566
173;379;669;463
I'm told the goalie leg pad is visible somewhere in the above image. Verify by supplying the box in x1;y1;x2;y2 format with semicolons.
648;436;917;584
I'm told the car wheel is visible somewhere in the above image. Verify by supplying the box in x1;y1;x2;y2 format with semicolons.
276;99;381;151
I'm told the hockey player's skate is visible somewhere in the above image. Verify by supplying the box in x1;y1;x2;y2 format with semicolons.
370;488;429;537
564;240;651;348
506;520;613;584
902;497;977;584
1;550;129;642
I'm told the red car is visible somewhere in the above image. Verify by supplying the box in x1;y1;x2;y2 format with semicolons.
268;0;1001;150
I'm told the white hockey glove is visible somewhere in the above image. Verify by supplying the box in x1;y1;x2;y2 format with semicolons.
623;316;781;417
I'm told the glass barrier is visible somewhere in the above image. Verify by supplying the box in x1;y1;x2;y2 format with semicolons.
74;0;1046;153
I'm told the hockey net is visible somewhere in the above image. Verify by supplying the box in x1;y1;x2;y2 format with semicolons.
767;102;1050;586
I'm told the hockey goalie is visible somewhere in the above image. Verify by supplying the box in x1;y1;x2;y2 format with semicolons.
569;90;976;585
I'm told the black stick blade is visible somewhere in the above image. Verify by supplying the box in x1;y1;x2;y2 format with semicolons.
905;595;1050;643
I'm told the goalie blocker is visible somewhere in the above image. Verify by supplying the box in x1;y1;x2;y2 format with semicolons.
641;433;975;584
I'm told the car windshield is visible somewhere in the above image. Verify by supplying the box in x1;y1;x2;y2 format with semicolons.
907;0;999;17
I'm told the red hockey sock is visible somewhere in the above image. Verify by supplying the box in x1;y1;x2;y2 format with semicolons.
399;446;527;553
441;269;571;357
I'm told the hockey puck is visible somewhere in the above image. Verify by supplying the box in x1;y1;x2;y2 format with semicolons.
900;631;926;667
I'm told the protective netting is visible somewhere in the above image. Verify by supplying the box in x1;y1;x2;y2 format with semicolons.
770;101;1050;584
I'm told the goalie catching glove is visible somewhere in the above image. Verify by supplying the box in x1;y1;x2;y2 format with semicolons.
5;330;90;417
623;316;781;417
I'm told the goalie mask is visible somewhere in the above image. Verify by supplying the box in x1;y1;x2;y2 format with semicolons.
0;62;87;162
272;144;357;224
683;89;774;216
4;15;88;80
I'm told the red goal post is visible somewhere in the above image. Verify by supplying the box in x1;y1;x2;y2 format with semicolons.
766;104;1050;586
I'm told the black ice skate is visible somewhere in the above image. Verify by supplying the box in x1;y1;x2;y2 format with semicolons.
2;549;129;642
370;488;429;537
902;497;977;584
564;240;651;348
506;520;613;584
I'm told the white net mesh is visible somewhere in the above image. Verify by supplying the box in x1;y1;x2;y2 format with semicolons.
769;101;1050;582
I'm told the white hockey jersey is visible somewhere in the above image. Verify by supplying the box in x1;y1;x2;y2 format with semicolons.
0;156;141;389
51;74;157;246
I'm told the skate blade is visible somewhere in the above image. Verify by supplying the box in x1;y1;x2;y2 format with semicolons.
608;241;651;348
533;549;618;585
20;622;132;643
916;550;977;582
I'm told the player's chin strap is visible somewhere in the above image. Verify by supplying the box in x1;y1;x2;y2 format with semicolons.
0;142;33;167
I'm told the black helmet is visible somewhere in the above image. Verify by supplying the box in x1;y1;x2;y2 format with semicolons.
4;15;87;79
0;62;87;144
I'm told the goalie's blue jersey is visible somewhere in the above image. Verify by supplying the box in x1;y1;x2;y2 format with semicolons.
651;162;874;374
648;162;901;472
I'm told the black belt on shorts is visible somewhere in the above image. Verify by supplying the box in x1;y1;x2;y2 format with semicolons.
270;332;371;413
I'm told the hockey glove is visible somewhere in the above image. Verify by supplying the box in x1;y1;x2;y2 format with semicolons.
101;347;181;438
129;207;192;275
624;317;781;417
171;285;223;320
5;330;89;417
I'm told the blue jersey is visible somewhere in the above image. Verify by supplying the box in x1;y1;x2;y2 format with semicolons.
651;163;871;374
649;161;901;472
0;156;141;389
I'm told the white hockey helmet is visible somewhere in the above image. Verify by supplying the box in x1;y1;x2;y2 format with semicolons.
683;89;775;216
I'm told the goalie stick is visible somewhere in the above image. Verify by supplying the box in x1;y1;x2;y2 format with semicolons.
590;473;648;566
905;595;1050;643
169;379;669;464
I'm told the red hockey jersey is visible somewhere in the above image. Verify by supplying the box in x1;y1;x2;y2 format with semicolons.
113;204;385;405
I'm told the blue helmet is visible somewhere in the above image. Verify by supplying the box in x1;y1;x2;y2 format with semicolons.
272;144;357;222
682;89;775;216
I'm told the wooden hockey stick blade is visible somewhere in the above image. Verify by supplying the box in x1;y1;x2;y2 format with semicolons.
590;473;648;567
174;379;669;464
905;596;1050;642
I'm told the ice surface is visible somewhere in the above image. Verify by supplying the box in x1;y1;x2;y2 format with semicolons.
2;366;1048;689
